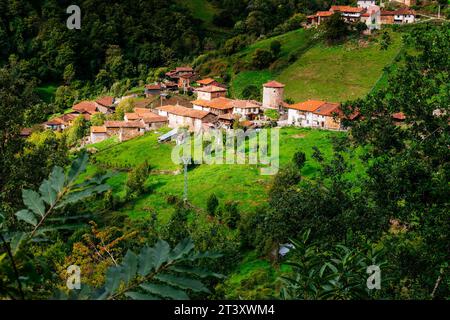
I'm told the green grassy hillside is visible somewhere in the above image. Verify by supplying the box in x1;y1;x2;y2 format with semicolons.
87;127;347;221
227;29;403;103
277;33;403;102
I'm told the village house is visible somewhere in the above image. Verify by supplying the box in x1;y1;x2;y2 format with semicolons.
307;11;333;25
385;0;416;7
20;128;32;138
311;102;342;129
144;83;161;96
360;5;381;31
103;121;146;142
161;81;178;91
156;105;217;132
357;0;376;9
123;107;168;130
308;2;415;27
178;73;196;91
165;67;195;79
217;113;240;129
287;100;343;130
330;5;365;23
95;96;115;114
232;100;261;120
287;100;326;127
72;101;99;120
392;112;406;125
262;81;285;110
141;114;169;131
196;78;226;88
43;117;67;131
90;126;108;143
192;97;234;115
393;8;416;23
194;85;227;101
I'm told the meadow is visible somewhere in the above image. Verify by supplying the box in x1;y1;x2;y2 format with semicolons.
87;127;347;223
227;29;403;103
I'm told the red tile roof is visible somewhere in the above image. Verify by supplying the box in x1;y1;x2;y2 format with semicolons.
145;84;161;90
331;5;364;13
218;113;240;121
392;9;415;15
157;105;213;119
232;100;261;109
263;80;285;88
196;78;216;85
288;100;326;112
20;128;32;136
192;97;234;110
392;112;406;120
90;126;107;133
73;101;97;114
313;102;341;116
142;115;168;123
195;85;227;93
95;96;114;107
316;11;334;17
104;121;145;128
176;67;194;72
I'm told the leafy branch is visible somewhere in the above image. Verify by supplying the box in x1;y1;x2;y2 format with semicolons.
0;152;111;299
65;238;224;300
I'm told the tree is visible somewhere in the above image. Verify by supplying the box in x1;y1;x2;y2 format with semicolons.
242;85;261;100
90;113;106;126
126;161;150;197
355;21;368;34
252;48;274;69
0;153;110;299
65;115;88;147
0;62;41;214
54;85;77;113
270;40;282;57
206;194;219;216
322;13;349;43
292;151;306;170
63;64;76;84
380;31;392;50
222;201;240;229
113;98;135;120
264;109;280;121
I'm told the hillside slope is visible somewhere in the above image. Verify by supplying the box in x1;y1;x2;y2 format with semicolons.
228;29;403;103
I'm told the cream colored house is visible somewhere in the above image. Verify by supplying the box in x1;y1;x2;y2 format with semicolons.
194;85;227;101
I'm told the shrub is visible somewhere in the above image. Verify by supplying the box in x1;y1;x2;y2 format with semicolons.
206;193;219;216
241;84;261;100
270;40;282;57
222;201;240;229
126;160;150;197
251;48;274;69
293;151;306;170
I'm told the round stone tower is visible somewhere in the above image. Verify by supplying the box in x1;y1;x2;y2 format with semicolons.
262;80;285;110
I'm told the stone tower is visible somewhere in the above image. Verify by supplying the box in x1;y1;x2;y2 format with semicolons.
262;80;285;110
